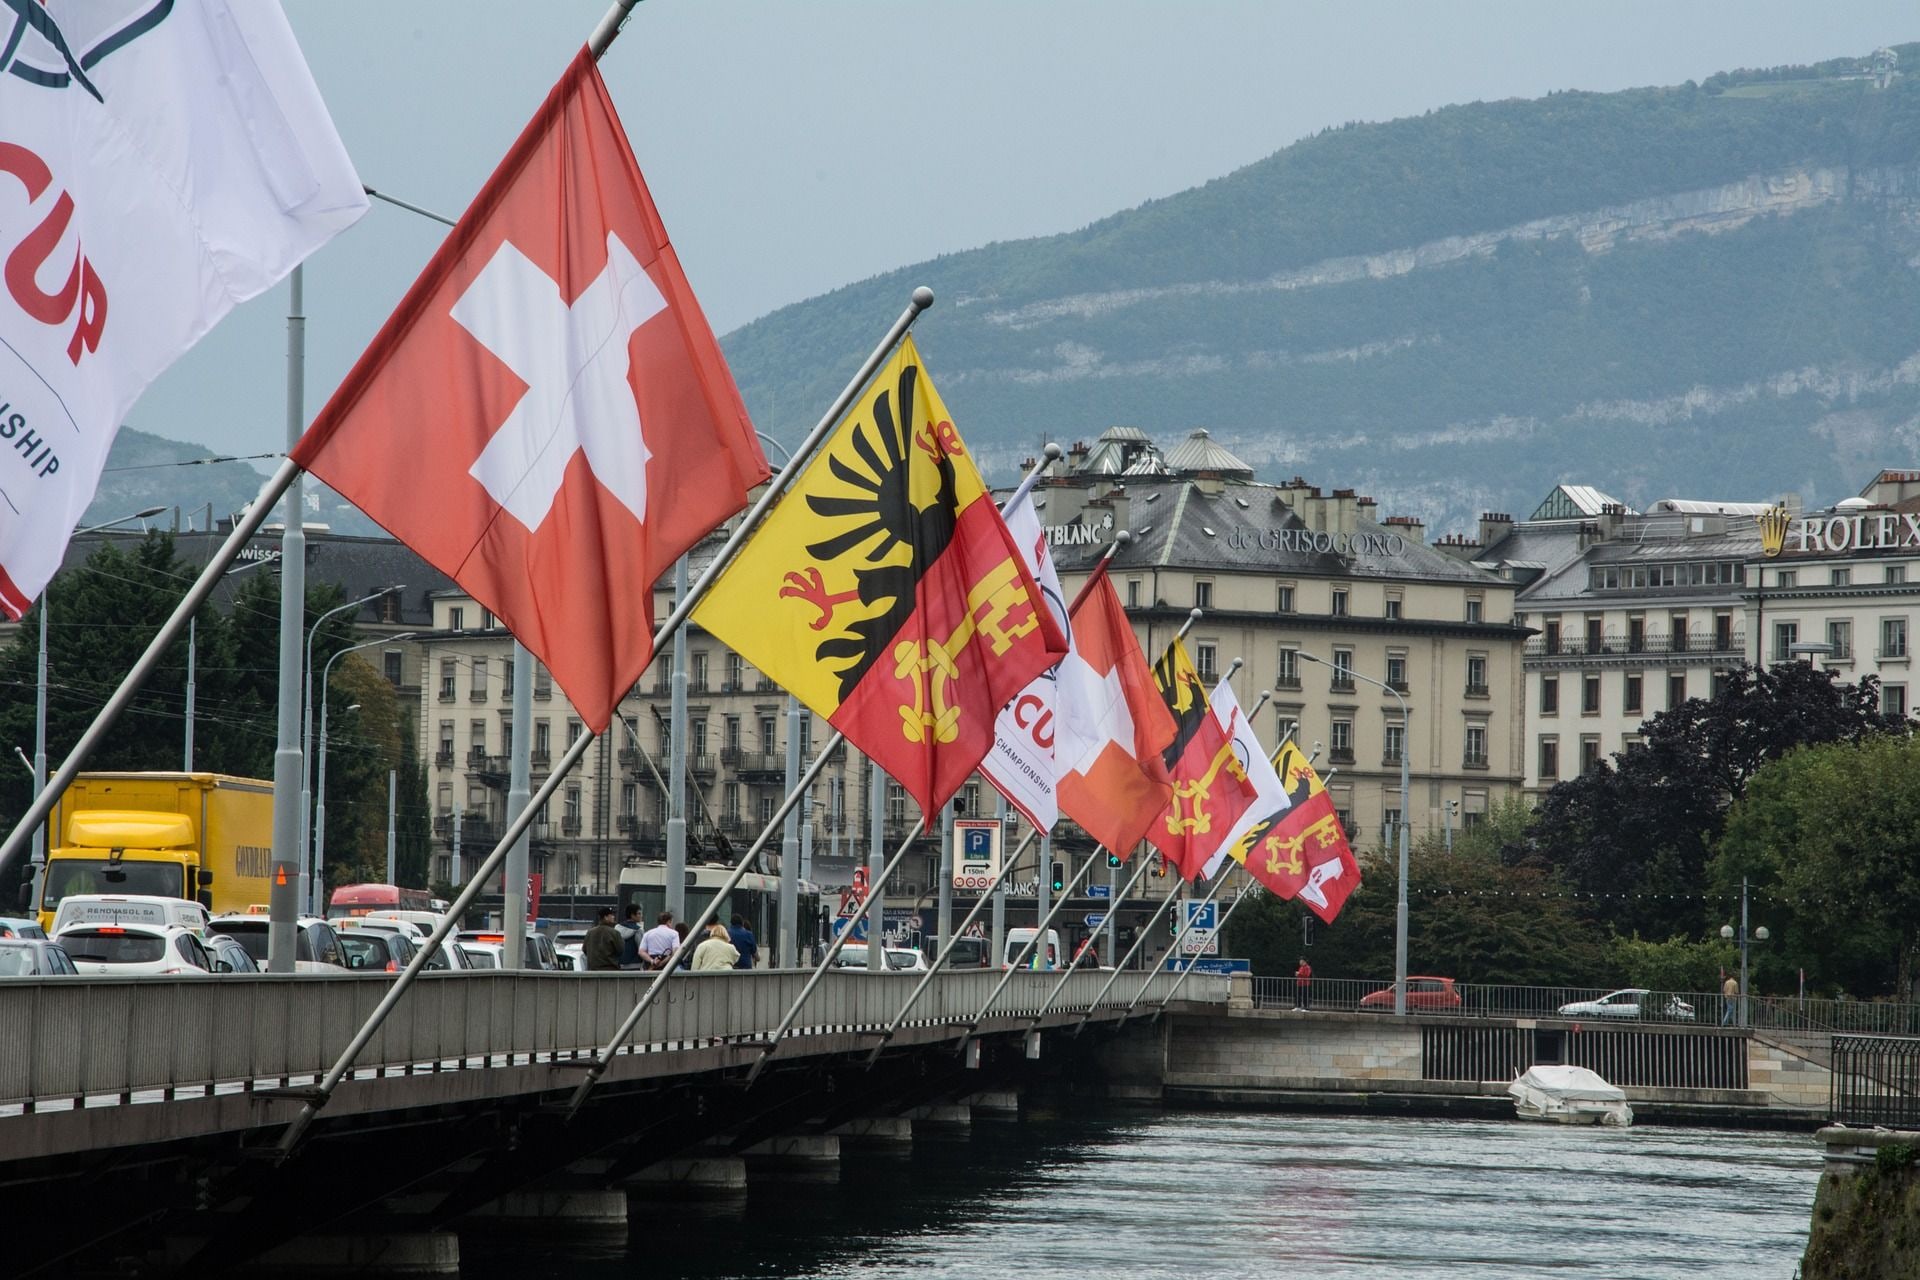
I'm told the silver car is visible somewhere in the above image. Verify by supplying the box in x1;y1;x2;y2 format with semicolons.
1556;988;1695;1022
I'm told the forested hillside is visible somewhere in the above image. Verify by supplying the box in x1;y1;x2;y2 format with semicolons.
722;46;1920;527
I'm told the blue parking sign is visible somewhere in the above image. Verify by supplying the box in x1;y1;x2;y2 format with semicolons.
962;827;995;858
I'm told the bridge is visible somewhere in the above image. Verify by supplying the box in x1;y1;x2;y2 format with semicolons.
0;967;1226;1277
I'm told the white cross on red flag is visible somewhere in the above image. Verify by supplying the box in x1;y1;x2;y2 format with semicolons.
292;50;768;732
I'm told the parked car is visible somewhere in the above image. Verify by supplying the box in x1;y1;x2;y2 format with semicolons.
835;947;929;973
338;931;410;973
454;930;560;970
339;918;470;971
553;928;588;971
202;933;259;975
0;937;78;975
0;916;48;940
1556;988;1696;1021
943;936;990;969
207;915;349;973
459;943;501;969
56;923;214;976
50;894;210;939
1359;976;1463;1011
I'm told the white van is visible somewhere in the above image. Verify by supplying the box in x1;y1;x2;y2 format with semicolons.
363;909;446;938
51;894;210;939
1002;928;1062;970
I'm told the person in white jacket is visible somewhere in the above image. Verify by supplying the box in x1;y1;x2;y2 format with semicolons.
691;922;740;972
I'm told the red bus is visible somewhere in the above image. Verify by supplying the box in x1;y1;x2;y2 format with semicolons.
327;883;435;920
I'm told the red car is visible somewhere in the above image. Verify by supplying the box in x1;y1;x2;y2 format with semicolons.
1358;976;1462;1011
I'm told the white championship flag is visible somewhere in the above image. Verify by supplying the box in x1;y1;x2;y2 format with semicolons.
1203;679;1292;879
0;1;367;616
980;491;1067;829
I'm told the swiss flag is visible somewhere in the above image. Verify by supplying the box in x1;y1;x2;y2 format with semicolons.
1055;565;1176;858
291;51;767;731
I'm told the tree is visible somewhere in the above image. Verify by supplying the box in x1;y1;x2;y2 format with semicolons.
1519;662;1898;940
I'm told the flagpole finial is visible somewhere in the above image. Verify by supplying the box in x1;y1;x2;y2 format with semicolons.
1114;529;1134;546
1042;442;1064;461
1189;608;1203;621
1225;656;1244;678
911;286;936;310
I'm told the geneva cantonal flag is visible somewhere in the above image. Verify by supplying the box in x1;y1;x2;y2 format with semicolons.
0;1;367;617
693;338;1068;816
293;51;767;733
979;490;1067;830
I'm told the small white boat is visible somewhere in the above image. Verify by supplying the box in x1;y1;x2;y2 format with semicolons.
1508;1065;1634;1126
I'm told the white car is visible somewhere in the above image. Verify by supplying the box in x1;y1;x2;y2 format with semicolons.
835;947;929;973
337;918;470;971
1556;988;1696;1022
458;942;501;969
56;922;214;976
207;915;350;973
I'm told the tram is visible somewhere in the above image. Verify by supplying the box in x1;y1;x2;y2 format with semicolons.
615;861;826;963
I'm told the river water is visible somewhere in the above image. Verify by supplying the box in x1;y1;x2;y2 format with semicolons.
463;1106;1819;1279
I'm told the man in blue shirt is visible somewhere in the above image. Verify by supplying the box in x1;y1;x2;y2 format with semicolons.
728;914;758;970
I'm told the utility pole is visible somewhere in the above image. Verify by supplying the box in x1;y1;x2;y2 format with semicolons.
665;557;689;920
504;641;533;968
268;266;307;971
385;768;397;886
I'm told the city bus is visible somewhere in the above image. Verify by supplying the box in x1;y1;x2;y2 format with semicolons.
615;862;824;965
326;883;436;920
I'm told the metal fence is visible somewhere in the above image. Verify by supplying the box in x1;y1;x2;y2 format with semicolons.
0;969;1223;1114
1831;1035;1920;1127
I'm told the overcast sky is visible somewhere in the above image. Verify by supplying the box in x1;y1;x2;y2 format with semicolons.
133;0;1917;463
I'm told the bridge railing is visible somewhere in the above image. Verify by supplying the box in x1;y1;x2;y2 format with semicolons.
1830;1035;1920;1126
0;969;1223;1113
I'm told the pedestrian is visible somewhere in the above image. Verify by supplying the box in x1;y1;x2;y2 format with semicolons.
617;904;644;970
728;913;758;970
693;921;741;971
1294;956;1313;1011
583;907;622;972
639;911;679;969
1721;972;1740;1026
674;921;693;970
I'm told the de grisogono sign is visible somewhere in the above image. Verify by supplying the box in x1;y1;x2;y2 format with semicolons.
1045;514;1410;557
1757;504;1920;557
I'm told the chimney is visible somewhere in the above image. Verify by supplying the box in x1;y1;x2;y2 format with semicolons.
1327;487;1359;535
1431;531;1480;562
1193;469;1226;497
1477;512;1513;548
1384;514;1426;542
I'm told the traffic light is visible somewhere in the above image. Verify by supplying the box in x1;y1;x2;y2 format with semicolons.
1049;860;1066;893
1168;903;1180;935
1153;851;1168;877
1106;851;1122;869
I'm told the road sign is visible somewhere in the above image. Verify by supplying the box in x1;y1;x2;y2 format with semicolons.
1183;901;1218;931
951;818;1002;891
1178;930;1220;955
1086;883;1112;900
1163;956;1250;975
1084;912;1107;928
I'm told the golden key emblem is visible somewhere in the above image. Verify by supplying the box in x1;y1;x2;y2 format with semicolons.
891;557;1041;744
1165;740;1252;837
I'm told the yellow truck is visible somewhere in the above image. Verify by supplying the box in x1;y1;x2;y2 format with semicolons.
27;773;275;932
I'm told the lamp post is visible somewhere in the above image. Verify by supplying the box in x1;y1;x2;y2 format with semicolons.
1298;649;1412;1015
302;584;405;912
314;633;414;904
1719;876;1769;1028
26;505;166;907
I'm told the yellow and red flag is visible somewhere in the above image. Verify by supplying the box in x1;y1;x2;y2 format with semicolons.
692;338;1067;814
1150;639;1257;880
1229;740;1362;923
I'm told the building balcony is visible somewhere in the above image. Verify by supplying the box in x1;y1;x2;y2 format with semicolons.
733;752;786;780
560;816;583;837
1329;747;1355;765
465;747;489;768
1329;680;1355;695
434;748;454;766
469;688;489;702
1526;630;1745;662
689;754;717;777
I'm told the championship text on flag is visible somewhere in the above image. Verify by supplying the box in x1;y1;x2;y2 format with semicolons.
1229;739;1363;923
980;490;1067;829
1151;638;1257;880
0;1;366;617
292;51;767;732
692;338;1067;815
1053;563;1175;858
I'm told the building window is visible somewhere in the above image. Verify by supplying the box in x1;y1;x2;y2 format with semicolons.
535;719;551;761
1127;578;1142;608
760;716;777;752
759;793;776;825
1277;646;1301;689
1828;620;1852;661
1713;613;1734;651
726;653;744;691
1329;718;1354;764
1540;676;1559;716
1886;684;1909;718
1463;724;1488;768
1330;647;1354;692
563;785;582;834
723;782;740;823
723;715;741;753
1580;736;1602;774
449;605;465;632
470;656;488;701
1195;642;1218;681
1538;737;1559;781
567;718;583;748
1543;619;1561;655
621;783;637;818
501;656;515;698
1331;588;1349;617
1466;596;1483;624
437;721;454;763
500;718;513;758
1194;580;1213;610
1386;651;1408;693
1624;674;1643;715
799;717;813;755
439;659;456;702
1669;614;1689;653
1831;567;1851;587
534;662;552;700
384;650;404;685
1465;654;1488;697
1585;616;1604;653
1882;617;1909;660
1776;569;1797;589
1582;675;1601;715
1627;616;1644;654
1772;621;1798;663
1383;721;1405;765
1889;565;1908;586
691;650;709;692
1668;672;1687;709
1385;594;1403;620
1276;583;1295;613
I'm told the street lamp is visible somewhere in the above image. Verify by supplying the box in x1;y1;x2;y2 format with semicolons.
1788;641;1836;664
26;505;167;905
1297;649;1413;1016
314;633;413;904
301;584;405;912
1719;876;1769;1027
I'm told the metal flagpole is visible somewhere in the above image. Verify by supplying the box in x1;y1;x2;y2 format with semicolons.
1149;884;1262;1022
1069;876;1185;1037
743;816;927;1087
385;768;397;885
862;827;1040;1067
665;556;689;920
1022;849;1157;1030
1120;862;1234;1020
277;285;937;1152
866;751;885;973
451;808;462;888
560;726;852;1114
990;791;1008;971
504;640;534;968
953;850;1101;1053
268;267;308;973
